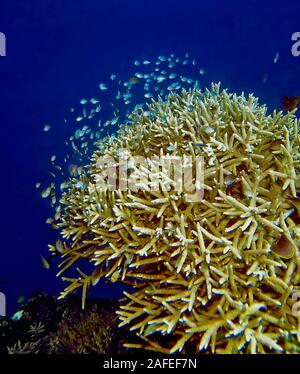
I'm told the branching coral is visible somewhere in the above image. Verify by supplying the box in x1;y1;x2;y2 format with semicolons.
50;83;300;353
48;305;116;354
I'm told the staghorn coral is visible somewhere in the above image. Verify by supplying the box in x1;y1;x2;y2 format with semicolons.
48;305;116;354
50;83;300;353
7;322;45;354
7;341;41;354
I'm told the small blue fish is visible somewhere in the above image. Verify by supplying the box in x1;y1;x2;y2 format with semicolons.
135;72;144;79
167;145;176;151
75;181;86;190
194;143;205;147
157;75;166;83
225;179;236;187
43;124;51;132
99;83;108;90
11;310;24;321
158;56;167;61
17;295;26;304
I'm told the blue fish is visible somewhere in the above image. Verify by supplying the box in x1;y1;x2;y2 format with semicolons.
11;310;24;321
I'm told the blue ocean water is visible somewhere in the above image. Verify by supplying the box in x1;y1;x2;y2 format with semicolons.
0;0;300;316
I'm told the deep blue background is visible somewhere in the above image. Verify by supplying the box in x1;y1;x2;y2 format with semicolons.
0;0;300;315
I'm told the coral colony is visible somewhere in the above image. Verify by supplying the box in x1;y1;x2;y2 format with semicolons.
42;55;300;354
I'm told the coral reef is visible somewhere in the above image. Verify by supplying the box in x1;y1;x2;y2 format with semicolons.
0;293;126;354
50;83;300;353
